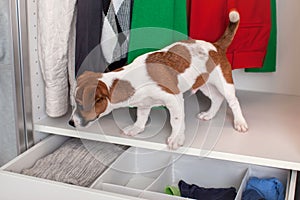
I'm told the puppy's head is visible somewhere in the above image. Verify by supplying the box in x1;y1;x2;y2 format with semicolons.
69;71;111;127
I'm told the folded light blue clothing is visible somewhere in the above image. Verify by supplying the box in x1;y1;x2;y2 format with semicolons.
245;177;285;200
242;189;265;200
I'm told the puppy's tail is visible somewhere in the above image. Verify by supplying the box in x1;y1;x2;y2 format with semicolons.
215;10;240;50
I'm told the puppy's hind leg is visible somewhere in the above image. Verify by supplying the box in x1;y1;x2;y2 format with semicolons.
222;84;248;132
122;107;151;136
197;84;224;121
213;70;248;132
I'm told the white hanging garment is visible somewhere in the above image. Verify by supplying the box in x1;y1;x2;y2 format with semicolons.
37;0;77;117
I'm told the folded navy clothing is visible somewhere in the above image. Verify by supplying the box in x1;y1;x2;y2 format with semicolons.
178;180;237;200
244;177;285;200
242;189;265;200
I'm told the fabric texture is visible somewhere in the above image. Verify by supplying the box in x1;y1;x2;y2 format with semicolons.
242;189;265;200
37;0;77;117
22;138;128;187
75;0;132;75
68;9;77;108
101;0;132;72
244;177;285;200
127;0;188;64
75;0;107;76
189;0;272;69
245;0;277;72
178;180;237;200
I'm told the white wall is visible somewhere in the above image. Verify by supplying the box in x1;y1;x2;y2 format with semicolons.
234;0;300;96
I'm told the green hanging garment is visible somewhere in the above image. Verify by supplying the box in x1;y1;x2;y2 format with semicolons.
127;0;188;64
245;0;277;72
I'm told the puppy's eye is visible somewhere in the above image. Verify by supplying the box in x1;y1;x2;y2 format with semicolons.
96;97;104;103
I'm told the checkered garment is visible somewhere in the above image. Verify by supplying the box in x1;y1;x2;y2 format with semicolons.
101;0;132;71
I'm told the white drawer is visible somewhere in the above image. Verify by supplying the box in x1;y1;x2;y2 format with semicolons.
0;135;140;200
92;147;297;200
0;135;297;200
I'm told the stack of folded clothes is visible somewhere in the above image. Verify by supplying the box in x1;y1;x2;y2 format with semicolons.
22;138;128;187
242;177;285;200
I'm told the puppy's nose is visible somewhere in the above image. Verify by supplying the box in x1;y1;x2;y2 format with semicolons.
68;120;75;127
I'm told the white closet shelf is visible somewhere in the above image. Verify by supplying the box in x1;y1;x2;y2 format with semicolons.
34;90;300;171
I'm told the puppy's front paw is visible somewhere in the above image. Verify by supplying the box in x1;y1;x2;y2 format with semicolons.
167;134;185;150
122;125;144;136
197;111;214;121
234;120;248;133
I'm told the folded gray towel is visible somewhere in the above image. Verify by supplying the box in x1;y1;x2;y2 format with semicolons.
22;138;128;187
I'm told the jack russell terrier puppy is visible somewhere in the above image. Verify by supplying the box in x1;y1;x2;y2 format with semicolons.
69;10;248;149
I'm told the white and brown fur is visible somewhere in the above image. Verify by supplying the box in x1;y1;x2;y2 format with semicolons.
69;11;248;149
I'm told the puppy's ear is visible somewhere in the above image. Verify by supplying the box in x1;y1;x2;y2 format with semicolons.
82;86;97;111
77;72;104;111
77;71;102;87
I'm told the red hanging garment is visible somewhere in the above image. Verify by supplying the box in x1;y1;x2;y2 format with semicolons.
189;0;271;69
